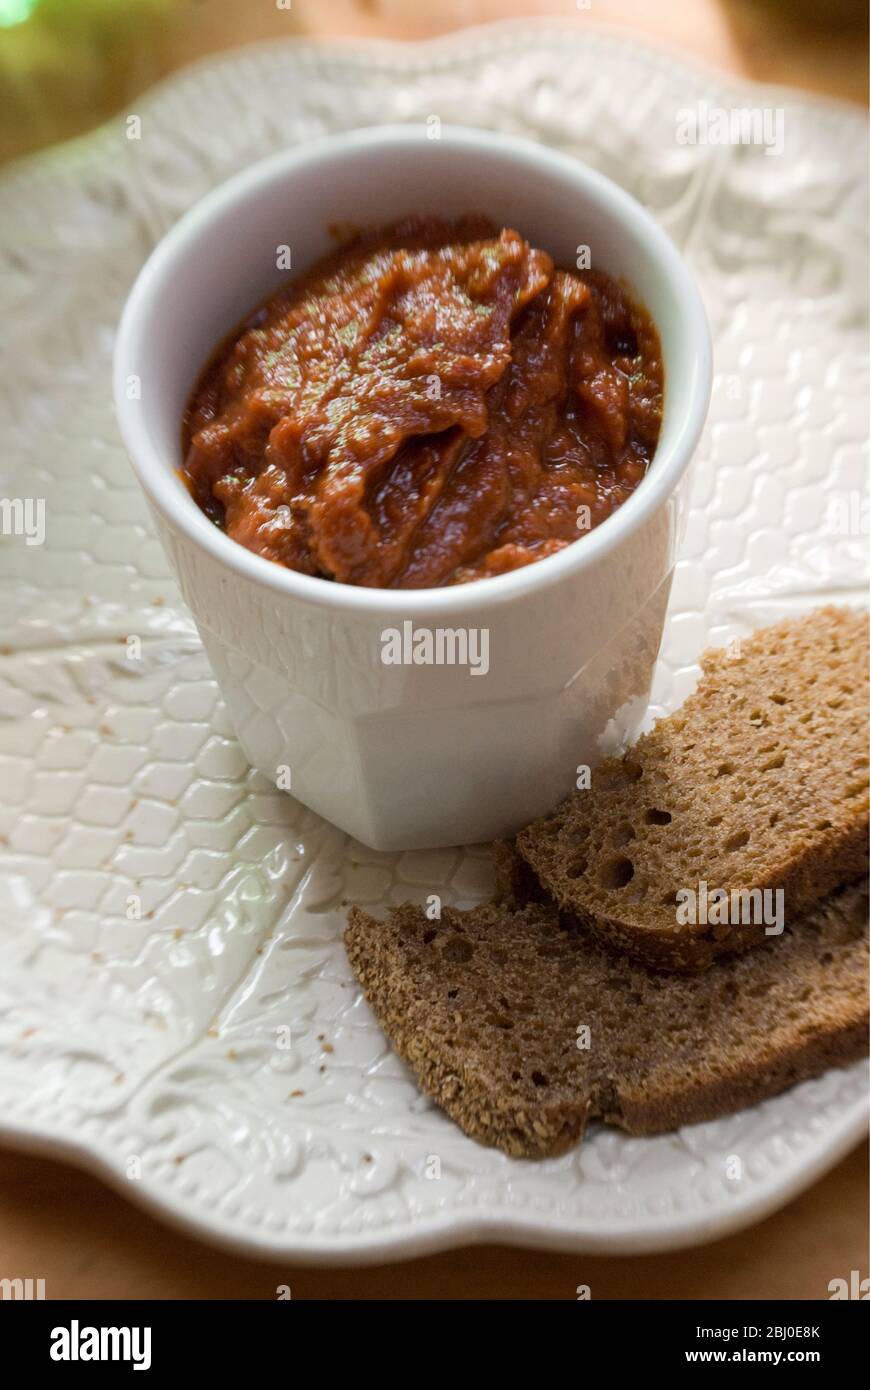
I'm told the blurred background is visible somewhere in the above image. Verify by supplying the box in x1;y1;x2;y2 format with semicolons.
1;0;868;167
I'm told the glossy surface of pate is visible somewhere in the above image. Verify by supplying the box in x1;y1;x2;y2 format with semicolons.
183;216;663;587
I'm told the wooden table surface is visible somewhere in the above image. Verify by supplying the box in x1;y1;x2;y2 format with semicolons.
1;0;867;1300
2;1145;866;1299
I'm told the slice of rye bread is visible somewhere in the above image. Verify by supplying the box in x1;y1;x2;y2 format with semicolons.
516;606;869;972
345;884;869;1159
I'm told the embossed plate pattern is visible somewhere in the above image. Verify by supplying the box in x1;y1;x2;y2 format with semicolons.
0;24;867;1262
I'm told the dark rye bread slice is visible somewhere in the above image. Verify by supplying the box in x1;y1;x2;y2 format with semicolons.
345;885;869;1159
492;837;549;909
517;606;869;972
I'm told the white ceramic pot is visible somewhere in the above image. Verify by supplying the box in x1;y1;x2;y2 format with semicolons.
113;125;712;850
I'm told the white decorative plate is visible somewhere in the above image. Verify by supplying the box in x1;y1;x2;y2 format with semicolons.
0;23;867;1262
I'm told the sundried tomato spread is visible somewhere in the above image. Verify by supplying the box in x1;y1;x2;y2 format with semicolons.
182;216;663;588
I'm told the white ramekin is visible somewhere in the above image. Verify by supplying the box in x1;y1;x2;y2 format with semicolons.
113;124;712;850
